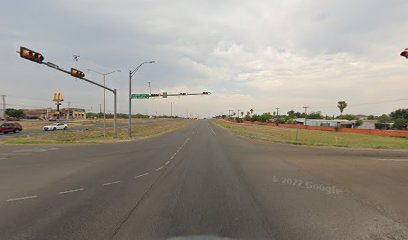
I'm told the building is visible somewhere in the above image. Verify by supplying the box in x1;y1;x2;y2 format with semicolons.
60;108;87;119
22;108;86;120
23;108;54;119
295;118;356;128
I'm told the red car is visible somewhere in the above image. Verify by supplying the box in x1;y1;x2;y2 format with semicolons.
0;122;23;134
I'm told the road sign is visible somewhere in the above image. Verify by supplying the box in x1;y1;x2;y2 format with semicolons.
131;94;150;99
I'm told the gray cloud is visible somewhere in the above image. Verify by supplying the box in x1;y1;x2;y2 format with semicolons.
1;0;408;117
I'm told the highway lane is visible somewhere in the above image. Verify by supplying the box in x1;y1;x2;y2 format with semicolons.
0;120;407;239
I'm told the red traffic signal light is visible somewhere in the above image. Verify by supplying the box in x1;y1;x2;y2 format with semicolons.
70;68;85;79
20;47;44;64
401;48;408;59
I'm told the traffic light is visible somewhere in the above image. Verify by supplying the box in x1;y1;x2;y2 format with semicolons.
401;48;408;59
150;93;160;97
202;92;211;95
20;47;44;64
180;93;187;96
70;68;85;79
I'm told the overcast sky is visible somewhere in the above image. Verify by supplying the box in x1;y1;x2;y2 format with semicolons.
1;0;408;117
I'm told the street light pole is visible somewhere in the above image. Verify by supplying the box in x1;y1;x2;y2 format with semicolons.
86;69;120;137
129;61;155;138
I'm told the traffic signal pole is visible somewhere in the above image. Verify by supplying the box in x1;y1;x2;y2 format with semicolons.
18;47;118;137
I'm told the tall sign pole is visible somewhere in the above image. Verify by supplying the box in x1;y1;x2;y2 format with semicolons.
128;70;132;137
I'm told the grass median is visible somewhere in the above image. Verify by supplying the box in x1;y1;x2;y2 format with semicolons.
212;119;408;149
0;119;192;144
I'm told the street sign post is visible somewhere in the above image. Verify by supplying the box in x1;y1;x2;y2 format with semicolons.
131;94;150;99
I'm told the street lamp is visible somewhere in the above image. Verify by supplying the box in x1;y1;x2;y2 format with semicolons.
129;61;155;138
86;69;121;137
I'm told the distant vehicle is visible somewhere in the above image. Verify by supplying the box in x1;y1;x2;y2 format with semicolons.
43;123;68;131
0;122;23;134
6;117;20;121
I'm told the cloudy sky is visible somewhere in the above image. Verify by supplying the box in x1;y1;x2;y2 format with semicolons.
1;0;408;117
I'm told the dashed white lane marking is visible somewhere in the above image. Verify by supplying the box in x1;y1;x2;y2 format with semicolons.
6;195;38;202
170;156;174;160
173;152;177;156
59;188;84;195
155;166;164;171
165;161;170;165
209;126;216;136
102;181;121;186
135;172;149;179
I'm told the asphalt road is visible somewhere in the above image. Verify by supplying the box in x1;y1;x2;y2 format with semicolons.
0;120;407;239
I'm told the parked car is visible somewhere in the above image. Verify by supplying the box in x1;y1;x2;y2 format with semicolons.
43;123;68;131
6;117;20;121
0;122;23;134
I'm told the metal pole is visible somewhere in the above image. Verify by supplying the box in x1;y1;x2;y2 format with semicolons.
103;74;106;138
128;70;132;138
171;102;173;117
114;89;117;138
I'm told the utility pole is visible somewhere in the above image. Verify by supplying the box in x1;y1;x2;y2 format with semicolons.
276;107;280;116
303;106;309;126
1;95;5;121
66;101;71;121
148;82;151;95
170;102;173;117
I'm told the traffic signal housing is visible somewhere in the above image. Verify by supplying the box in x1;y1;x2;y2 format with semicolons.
401;48;408;59
202;92;210;95
180;92;187;96
70;68;85;79
150;93;160;97
20;47;44;64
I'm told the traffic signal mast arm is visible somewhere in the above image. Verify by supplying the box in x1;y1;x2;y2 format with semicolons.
149;92;211;98
19;47;115;93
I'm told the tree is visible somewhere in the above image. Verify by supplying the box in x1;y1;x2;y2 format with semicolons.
393;118;408;130
5;108;25;119
241;112;244;118
306;111;323;119
377;114;392;123
337;101;348;115
390;108;408;120
250;109;254;115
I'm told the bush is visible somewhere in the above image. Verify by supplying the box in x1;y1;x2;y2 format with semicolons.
393;118;408;130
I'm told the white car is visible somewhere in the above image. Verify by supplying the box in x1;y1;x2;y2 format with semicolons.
43;123;68;131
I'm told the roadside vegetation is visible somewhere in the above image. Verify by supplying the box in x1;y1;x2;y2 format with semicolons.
212;119;408;149
214;105;408;130
0;119;192;144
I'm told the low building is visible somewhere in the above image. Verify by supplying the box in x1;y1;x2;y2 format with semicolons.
23;108;55;119
295;118;356;128
60;108;86;119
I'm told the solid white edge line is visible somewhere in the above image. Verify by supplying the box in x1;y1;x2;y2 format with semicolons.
6;195;38;202
102;181;121;186
59;188;84;194
155;166;164;171
135;172;149;178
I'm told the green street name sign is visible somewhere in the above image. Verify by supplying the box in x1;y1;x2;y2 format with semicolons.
131;94;150;99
